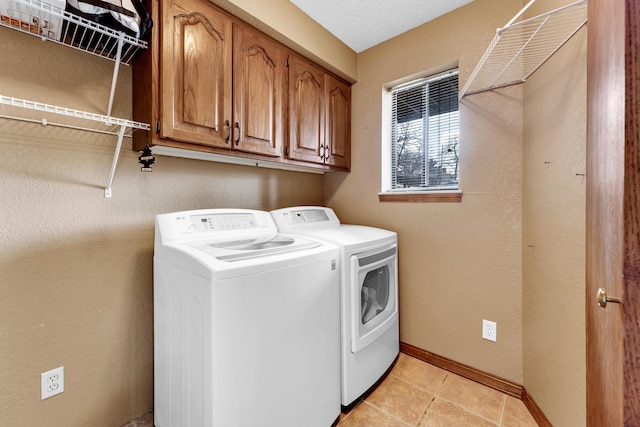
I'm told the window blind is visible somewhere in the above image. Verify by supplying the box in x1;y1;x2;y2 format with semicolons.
390;69;459;191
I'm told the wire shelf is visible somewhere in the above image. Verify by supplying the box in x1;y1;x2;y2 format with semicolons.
0;95;150;136
0;0;147;65
460;0;587;99
0;94;150;198
0;0;151;197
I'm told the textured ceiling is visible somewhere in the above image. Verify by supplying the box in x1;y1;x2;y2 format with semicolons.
290;0;474;53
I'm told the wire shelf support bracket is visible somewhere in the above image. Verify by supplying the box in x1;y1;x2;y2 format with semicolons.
104;124;127;198
459;0;588;99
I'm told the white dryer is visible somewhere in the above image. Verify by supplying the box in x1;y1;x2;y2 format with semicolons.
270;207;399;407
154;209;340;427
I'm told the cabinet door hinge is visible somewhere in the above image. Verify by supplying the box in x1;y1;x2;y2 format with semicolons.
155;119;160;134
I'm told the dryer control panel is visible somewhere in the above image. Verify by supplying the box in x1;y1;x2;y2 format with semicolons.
291;209;330;223
270;207;341;231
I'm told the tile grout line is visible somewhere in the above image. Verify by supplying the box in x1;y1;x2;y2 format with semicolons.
388;369;448;397
390;371;500;426
431;373;504;426
432;395;502;426
433;371;449;396
383;369;447;426
498;394;507;426
339;409;352;424
416;395;437;427
361;400;415;427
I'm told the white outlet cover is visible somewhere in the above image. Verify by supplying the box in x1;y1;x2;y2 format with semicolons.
41;366;64;400
482;319;497;342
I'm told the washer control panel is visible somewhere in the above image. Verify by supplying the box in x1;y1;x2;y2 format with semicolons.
156;209;277;243
190;213;258;231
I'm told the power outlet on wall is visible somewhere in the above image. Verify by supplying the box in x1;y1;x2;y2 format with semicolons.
482;320;497;342
41;366;64;400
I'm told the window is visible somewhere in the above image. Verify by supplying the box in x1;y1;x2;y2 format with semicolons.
382;68;460;199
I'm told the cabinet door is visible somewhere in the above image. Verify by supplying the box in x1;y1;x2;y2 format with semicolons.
325;74;351;169
288;55;325;164
161;0;232;148
233;24;285;157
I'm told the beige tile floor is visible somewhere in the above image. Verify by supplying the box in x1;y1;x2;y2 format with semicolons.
336;353;538;427
123;353;538;427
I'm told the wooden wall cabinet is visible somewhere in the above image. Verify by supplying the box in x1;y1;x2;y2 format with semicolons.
324;74;351;169
133;0;350;171
160;0;232;149
158;0;285;157
288;54;351;169
233;24;286;157
288;54;325;164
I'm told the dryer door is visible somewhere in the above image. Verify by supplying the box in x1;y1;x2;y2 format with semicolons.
349;245;398;353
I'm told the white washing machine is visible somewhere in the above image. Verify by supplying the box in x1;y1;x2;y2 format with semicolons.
270;207;399;407
153;209;340;427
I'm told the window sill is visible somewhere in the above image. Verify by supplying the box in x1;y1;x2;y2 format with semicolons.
378;190;462;203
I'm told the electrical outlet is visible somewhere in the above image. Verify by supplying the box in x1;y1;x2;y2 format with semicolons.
41;366;64;400
482;320;497;342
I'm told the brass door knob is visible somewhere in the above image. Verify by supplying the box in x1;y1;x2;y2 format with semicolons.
597;288;622;308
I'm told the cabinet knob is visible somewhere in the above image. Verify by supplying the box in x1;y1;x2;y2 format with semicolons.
597;288;622;308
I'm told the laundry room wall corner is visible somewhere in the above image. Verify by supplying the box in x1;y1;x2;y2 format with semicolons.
324;0;525;385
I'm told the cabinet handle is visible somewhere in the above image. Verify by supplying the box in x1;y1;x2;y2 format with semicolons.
224;120;230;144
234;122;241;146
319;144;325;160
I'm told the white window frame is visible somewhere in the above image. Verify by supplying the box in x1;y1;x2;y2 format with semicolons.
381;68;462;202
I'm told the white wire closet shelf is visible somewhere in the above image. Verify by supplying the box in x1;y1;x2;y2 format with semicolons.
0;0;147;65
0;95;150;136
0;0;151;198
459;0;588;99
0;95;151;198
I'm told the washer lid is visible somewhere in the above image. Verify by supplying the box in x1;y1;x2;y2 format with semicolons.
156;231;333;279
207;235;296;250
199;235;321;262
183;232;321;261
